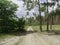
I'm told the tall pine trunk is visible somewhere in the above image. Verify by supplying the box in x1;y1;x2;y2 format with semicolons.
38;0;42;32
46;0;49;32
50;15;53;30
50;0;59;31
50;6;54;30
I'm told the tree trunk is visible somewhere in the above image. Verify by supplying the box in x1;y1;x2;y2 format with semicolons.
38;0;42;32
50;6;54;30
50;15;53;30
47;17;49;31
46;0;49;32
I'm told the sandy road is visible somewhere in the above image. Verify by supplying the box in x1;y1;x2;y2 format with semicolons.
0;36;20;45
16;26;60;45
18;33;60;45
0;26;60;45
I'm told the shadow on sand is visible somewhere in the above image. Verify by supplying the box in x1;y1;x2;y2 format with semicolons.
43;30;60;35
0;30;36;36
13;31;36;36
0;30;60;36
12;30;60;36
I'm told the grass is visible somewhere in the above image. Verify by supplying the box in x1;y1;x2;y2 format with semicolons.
0;33;14;40
24;26;29;30
32;25;60;32
0;25;29;40
0;25;59;40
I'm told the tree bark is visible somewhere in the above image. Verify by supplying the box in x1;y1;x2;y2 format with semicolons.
50;15;53;30
46;0;49;32
38;0;42;32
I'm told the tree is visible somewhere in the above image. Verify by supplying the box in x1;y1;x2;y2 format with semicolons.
23;0;45;32
17;18;26;32
38;0;42;32
0;0;18;33
48;0;60;31
41;0;56;31
49;0;56;30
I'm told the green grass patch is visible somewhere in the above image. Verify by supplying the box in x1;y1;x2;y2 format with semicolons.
32;25;60;31
32;26;40;32
0;33;14;40
24;26;29;30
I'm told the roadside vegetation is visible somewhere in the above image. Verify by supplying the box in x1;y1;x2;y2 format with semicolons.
0;33;14;41
0;0;26;40
24;0;60;32
32;25;60;32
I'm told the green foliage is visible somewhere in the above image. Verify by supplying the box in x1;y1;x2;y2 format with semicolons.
55;9;60;15
16;18;25;32
0;0;18;33
41;2;55;7
0;0;25;33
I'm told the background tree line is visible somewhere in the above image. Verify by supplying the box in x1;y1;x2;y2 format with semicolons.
23;0;60;32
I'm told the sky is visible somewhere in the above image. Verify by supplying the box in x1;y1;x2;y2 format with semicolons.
11;0;57;18
11;0;26;18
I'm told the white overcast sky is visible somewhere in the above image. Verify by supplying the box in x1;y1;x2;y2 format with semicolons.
11;0;57;18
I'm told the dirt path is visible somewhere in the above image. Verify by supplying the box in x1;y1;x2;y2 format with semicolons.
0;36;20;45
16;26;60;45
27;26;34;31
0;26;60;45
